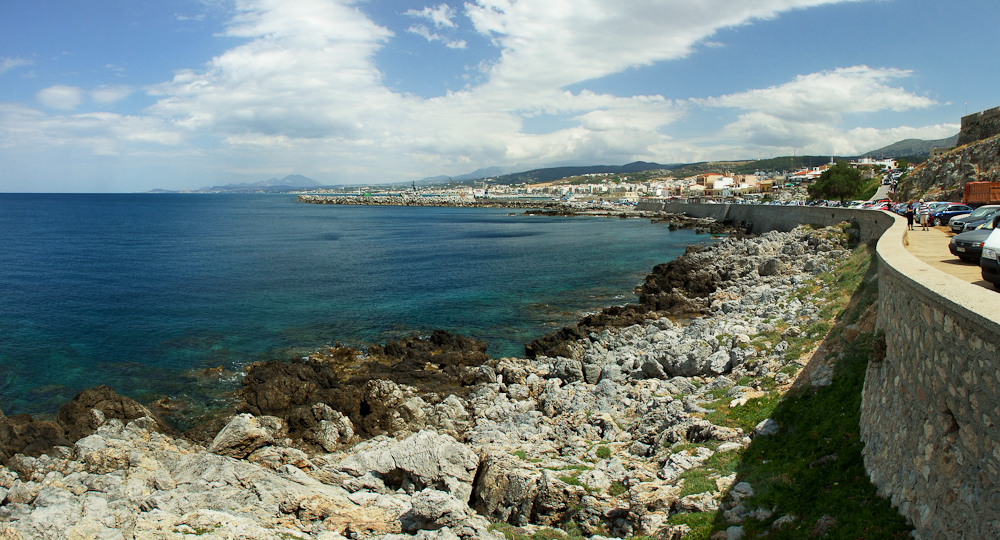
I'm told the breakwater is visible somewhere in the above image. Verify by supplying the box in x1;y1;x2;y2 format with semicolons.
298;194;566;210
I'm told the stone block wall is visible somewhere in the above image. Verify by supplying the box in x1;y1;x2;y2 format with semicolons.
957;106;1000;147
862;215;1000;539
635;201;892;243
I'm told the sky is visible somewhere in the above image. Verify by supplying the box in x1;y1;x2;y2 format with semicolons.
1;0;997;192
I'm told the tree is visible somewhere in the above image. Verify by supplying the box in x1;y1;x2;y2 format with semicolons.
807;161;864;204
895;158;909;171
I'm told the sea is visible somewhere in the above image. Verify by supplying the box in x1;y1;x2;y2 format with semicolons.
0;193;712;426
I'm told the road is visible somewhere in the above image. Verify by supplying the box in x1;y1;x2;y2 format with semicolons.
902;224;995;290
870;184;892;201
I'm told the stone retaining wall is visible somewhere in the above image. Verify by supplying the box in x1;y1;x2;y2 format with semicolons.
861;213;1000;539
634;201;892;243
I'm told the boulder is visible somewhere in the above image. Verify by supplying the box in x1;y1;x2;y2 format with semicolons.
753;419;779;438
403;489;494;539
471;454;540;526
336;430;479;501
207;414;285;459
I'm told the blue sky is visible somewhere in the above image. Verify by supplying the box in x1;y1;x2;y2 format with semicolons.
1;0;996;192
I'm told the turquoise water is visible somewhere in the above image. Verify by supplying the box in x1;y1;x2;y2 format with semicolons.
0;194;710;418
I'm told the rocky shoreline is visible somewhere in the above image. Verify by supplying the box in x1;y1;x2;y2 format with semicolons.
0;221;860;540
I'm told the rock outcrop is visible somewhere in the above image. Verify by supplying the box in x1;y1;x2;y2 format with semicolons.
1;385;170;465
895;133;1000;202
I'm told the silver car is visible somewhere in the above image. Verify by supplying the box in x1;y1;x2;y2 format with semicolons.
951;205;1000;233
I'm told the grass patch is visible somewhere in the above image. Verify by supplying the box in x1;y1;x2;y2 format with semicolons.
665;511;716;540
731;331;912;539
704;393;782;434
489;524;575;540
595;446;611;459
678;449;741;498
513;450;528;460
666;242;912;539
706;244;912;539
609;481;627;497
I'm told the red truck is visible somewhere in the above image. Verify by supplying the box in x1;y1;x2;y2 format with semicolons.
963;181;1000;205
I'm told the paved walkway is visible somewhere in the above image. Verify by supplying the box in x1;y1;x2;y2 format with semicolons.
902;224;994;290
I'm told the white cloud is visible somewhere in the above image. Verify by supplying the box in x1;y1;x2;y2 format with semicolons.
407;24;467;48
405;4;459;28
0;104;184;156
702;66;936;122
148;0;400;138
92;85;132;104
4;0;960;189
36;85;84;110
463;0;864;92
697;66;947;154
0;57;33;75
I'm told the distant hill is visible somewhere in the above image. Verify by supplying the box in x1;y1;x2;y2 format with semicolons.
863;135;959;158
196;174;323;192
486;161;680;185
417;166;518;185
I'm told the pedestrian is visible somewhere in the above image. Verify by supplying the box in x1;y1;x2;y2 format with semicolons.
905;200;915;230
917;199;930;230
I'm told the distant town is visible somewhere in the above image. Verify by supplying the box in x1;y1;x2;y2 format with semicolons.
295;156;910;205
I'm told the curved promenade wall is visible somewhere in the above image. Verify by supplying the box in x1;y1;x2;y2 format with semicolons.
862;214;1000;539
640;201;1000;537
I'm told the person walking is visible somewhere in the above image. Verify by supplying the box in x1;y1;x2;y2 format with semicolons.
905;200;915;230
917;199;930;230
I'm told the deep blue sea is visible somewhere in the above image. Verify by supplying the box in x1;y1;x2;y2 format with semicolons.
0;194;710;422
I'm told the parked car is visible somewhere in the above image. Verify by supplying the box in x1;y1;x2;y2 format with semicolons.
956;207;1000;232
980;216;1000;290
929;203;973;227
949;221;995;262
926;201;950;214
950;205;1000;232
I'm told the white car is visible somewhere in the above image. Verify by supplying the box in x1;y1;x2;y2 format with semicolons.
980;215;1000;290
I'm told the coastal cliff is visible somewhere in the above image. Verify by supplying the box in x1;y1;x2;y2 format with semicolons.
894;133;1000;202
0;221;908;539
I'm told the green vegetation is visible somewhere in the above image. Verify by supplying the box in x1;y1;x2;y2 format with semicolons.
595;446;611;459
513;450;528;460
609;481;628;496
666;512;715;539
489;523;580;540
806;161;864;204
496;239;909;540
673;241;911;539
678;450;741;498
858;176;882;201
729;330;911;539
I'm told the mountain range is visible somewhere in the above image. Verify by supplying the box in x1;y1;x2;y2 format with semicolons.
152;134;961;193
862;134;959;158
196;174;322;192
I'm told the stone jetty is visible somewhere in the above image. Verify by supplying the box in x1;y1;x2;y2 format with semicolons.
299;194;566;210
0;222;859;540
